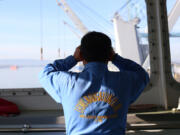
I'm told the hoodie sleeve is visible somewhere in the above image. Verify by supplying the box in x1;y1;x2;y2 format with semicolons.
112;54;150;104
39;55;77;103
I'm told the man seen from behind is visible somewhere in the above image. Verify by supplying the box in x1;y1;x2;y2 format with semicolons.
39;31;150;135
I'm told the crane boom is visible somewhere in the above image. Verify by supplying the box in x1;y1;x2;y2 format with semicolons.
63;20;81;39
168;0;180;31
56;0;88;35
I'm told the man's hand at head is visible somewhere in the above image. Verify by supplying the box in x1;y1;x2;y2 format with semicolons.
108;48;116;61
73;46;83;62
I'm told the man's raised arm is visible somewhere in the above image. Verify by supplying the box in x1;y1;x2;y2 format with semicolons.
112;54;149;83
39;46;82;103
39;55;77;103
111;53;150;103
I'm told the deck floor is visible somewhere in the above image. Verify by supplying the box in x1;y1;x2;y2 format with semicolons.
0;110;180;134
0;130;180;135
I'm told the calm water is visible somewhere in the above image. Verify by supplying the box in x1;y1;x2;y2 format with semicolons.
0;67;43;88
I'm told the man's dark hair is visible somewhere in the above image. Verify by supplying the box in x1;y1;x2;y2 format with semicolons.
80;31;112;62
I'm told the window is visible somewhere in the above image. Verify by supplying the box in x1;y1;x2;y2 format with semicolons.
168;0;180;83
0;0;151;89
0;0;78;89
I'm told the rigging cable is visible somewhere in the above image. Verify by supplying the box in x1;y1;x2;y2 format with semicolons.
63;13;67;58
71;2;101;31
77;0;114;37
40;0;43;60
116;0;132;13
70;0;114;39
78;0;112;26
57;4;61;58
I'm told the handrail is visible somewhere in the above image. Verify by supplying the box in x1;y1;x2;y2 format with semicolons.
1;122;180;132
0;127;65;132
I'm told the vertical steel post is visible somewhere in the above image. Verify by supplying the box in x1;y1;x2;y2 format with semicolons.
145;0;171;109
